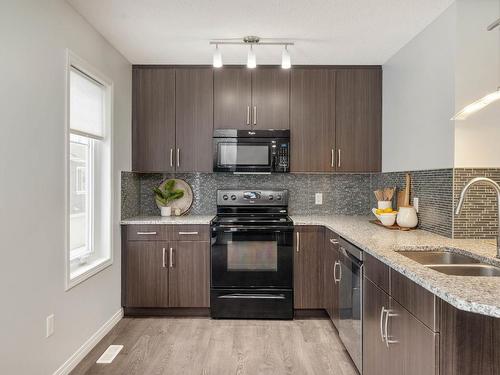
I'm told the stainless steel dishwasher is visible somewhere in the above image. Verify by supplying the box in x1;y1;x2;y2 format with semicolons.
337;237;363;373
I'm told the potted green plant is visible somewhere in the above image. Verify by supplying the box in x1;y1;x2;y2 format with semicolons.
153;180;185;216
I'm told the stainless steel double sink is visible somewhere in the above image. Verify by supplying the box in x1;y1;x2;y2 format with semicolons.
397;249;500;277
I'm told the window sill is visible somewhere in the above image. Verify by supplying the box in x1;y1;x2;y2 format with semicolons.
66;256;113;290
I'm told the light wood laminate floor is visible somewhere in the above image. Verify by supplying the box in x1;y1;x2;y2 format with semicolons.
71;317;358;375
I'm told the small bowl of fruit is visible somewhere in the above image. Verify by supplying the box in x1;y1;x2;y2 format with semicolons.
372;207;398;227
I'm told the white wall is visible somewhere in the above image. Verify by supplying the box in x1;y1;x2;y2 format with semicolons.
454;0;500;167
0;1;131;374
382;4;457;172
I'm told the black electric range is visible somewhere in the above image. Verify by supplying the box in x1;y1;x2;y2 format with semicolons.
210;189;294;319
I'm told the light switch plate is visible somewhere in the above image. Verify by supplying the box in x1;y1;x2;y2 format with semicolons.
413;197;419;213
315;193;323;205
46;314;54;338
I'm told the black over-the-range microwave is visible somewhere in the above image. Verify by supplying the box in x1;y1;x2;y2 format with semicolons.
213;129;290;173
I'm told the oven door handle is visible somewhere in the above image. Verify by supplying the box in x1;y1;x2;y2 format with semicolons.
218;293;286;300
216;226;293;232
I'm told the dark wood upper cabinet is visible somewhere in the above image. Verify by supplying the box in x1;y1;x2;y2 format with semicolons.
124;241;169;308
290;69;336;172
168;241;210;308
214;68;252;129
335;68;382;172
132;68;176;172
175;68;213;172
251;68;290;129
294;226;324;309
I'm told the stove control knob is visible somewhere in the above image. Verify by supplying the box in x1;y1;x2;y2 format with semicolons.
269;195;274;200
222;194;228;200
231;195;237;201
277;195;282;200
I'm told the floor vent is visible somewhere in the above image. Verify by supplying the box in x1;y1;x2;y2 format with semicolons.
96;345;123;364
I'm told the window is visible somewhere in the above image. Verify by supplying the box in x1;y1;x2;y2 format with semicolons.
66;51;113;289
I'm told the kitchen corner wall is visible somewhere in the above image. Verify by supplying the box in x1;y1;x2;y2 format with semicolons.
121;169;456;238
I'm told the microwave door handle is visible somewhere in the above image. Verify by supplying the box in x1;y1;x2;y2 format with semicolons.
247;106;250;126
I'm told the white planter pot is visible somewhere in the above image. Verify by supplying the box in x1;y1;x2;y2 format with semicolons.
160;206;172;217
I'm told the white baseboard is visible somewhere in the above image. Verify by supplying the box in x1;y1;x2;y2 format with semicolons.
53;308;123;375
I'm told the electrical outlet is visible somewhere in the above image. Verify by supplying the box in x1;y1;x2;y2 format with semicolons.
315;193;323;205
413;197;419;213
46;314;54;338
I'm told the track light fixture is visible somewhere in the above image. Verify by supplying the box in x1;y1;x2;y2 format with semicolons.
209;36;294;69
213;44;222;68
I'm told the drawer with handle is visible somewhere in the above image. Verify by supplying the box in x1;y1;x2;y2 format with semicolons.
126;225;170;241
172;225;209;241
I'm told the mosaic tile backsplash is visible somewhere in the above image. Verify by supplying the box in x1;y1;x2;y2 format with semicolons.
121;172;373;218
122;168;500;239
371;169;454;238
454;168;500;239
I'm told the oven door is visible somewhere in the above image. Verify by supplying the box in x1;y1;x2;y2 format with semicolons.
213;138;272;173
211;226;293;289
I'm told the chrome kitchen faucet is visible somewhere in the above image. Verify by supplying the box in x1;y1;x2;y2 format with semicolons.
455;177;500;258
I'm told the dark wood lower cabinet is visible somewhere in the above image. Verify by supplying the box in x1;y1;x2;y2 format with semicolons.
363;277;394;375
124;241;170;308
294;226;324;309
440;301;500;375
122;225;210;310
390;299;439;375
168;241;210;308
323;229;340;326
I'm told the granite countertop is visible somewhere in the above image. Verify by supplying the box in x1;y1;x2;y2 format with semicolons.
292;215;500;318
120;215;215;225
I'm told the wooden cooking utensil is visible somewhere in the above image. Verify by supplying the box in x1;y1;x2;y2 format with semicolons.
404;173;411;206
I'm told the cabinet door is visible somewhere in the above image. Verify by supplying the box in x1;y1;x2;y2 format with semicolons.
214;68;252;129
389;299;438;375
124;241;169;307
290;69;336;172
132;68;176;172
363;277;393;375
335;68;381;172
324;230;340;326
175;68;213;172
168;241;210;307
251;68;290;129
294;226;324;309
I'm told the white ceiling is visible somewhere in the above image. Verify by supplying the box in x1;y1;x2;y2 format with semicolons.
67;0;455;65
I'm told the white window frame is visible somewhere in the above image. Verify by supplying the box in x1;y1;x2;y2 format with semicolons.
65;50;114;290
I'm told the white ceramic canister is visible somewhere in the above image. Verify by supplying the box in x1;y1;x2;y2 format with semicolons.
161;206;172;217
396;206;418;228
377;201;392;210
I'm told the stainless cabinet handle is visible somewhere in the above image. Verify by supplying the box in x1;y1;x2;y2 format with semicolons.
247;106;250;125
162;247;166;268
337;149;341;168
331;149;334;167
170;148;173;167
380;306;387;342
176;148;180;167
178;231;199;235
384;309;398;347
136;231;157;235
330;238;339;245
296;232;300;253
253;106;257;125
169;247;174;268
334;261;342;283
